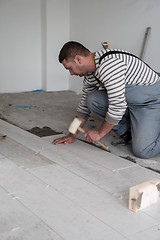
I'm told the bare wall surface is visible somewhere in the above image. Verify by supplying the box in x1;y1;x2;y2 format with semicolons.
69;0;160;93
0;0;70;93
45;0;70;91
0;0;160;93
0;0;42;93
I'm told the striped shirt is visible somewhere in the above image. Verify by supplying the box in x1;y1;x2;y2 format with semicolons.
77;49;159;125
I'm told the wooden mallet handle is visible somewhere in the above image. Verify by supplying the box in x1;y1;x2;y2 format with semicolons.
78;127;108;150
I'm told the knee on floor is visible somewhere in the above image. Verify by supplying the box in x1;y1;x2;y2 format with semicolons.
132;144;153;159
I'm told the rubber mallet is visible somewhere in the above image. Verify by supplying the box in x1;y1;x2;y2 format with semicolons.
68;118;108;150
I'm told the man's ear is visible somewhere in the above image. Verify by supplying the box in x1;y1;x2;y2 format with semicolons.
74;55;82;64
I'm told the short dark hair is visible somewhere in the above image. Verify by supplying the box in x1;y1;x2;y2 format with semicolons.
58;41;90;63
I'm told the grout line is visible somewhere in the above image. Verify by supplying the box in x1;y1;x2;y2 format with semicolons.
112;164;138;172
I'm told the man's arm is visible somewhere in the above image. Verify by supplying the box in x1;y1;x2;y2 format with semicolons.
84;120;114;142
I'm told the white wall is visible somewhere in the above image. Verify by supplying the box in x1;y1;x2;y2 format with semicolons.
45;0;70;91
0;0;70;93
41;0;47;91
69;0;160;93
0;0;160;93
0;0;42;93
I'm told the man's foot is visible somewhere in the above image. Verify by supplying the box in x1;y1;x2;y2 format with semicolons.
111;130;132;146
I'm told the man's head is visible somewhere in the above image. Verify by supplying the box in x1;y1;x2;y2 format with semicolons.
59;41;90;63
59;41;95;77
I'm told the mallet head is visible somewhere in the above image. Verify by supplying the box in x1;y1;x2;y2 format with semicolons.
68;118;82;134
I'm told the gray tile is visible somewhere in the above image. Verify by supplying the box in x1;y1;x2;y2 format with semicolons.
45;134;136;171
0;137;54;169
0;120;160;239
0;158;127;240
29;164;159;237
128;225;160;240
142;203;160;221
0;187;63;240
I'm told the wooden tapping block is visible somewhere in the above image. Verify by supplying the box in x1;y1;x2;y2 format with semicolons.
129;178;160;213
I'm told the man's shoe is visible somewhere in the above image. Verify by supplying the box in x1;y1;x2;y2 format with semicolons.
111;130;132;146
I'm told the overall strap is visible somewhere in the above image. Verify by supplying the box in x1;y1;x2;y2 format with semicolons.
99;50;152;70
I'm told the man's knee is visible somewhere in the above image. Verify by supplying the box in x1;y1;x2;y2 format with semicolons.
86;90;108;120
86;91;108;111
133;148;149;159
86;92;96;110
132;143;154;159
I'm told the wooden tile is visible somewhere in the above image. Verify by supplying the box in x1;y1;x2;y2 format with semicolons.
0;157;126;240
0;187;63;240
29;164;159;237
44;134;136;171
128;225;160;240
1;120;160;239
0;137;54;169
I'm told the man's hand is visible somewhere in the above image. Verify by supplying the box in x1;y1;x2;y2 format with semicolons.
52;117;86;145
84;130;101;142
84;121;114;142
52;133;75;145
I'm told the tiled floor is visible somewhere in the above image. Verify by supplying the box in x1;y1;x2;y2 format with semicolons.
0;119;160;240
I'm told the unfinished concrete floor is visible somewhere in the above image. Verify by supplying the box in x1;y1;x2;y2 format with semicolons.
0;91;160;240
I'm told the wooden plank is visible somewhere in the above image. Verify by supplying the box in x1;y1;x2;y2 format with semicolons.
0;187;63;240
0;136;54;169
128;225;160;240
0;120;159;197
0;120;160;238
0;120;135;171
0;157;126;240
0;120;48;153
44;135;136;171
29;164;158;237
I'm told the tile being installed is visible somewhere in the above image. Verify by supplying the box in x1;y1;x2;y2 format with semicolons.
43;135;136;171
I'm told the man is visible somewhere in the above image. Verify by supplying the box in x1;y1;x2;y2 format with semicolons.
53;41;160;159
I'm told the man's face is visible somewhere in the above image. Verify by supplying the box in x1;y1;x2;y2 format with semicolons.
62;57;88;77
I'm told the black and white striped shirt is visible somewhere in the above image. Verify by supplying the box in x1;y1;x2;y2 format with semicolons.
77;49;159;125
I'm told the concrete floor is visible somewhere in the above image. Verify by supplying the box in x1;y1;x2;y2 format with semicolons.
0;91;160;240
0;91;80;133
